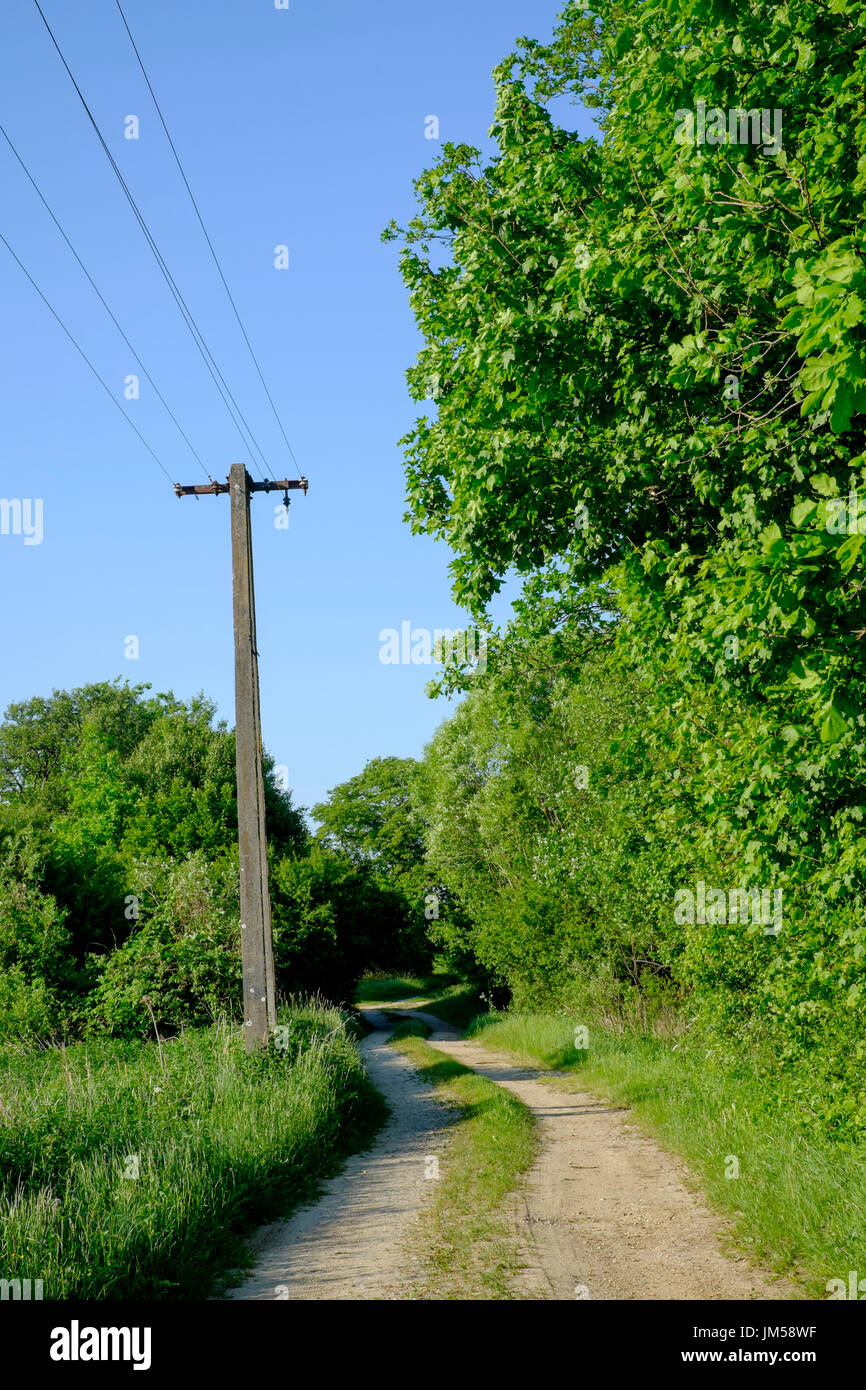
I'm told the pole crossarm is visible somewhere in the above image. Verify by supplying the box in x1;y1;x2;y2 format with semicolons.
174;476;308;498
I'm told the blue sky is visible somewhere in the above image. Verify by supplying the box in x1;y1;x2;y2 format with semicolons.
0;0;589;818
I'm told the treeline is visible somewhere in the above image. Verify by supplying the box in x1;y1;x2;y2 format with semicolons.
403;631;866;1139
375;0;866;1138
0;681;430;1042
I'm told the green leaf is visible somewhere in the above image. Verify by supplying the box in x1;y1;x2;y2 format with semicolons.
820;701;849;744
788;658;822;690
836;532;864;574
810;474;840;498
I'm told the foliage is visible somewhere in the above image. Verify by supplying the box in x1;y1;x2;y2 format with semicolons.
312;756;425;879
389;0;866;1138
0;681;382;1036
86;853;242;1036
417;641;680;1005
386;0;866;883
271;843;423;1004
312;757;437;971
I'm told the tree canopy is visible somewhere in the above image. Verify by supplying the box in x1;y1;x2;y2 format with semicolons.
385;0;866;1138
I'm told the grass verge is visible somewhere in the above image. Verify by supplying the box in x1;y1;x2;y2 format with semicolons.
468;1011;864;1298
0;1001;386;1299
390;1032;536;1299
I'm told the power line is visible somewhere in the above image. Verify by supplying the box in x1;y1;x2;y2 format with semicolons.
114;0;303;482
0;121;211;483
31;0;266;479
32;0;271;480
0;225;175;486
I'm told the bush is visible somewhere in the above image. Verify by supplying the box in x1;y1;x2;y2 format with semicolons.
87;853;241;1035
271;846;400;1006
0;967;63;1045
0;867;72;986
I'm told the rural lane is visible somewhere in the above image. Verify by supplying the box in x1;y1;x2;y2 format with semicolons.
428;1034;793;1301
222;1003;792;1301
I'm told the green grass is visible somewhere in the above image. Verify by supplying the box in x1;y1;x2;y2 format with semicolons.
388;1018;431;1042
468;1011;585;1069
356;972;483;1032
0;1002;386;1299
469;1011;866;1298
355;972;459;1003
391;1033;537;1299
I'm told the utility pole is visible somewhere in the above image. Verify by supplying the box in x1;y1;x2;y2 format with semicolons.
175;465;308;1051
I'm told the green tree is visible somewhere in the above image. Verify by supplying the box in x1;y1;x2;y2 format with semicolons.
271;845;420;1004
390;0;866;1133
312;757;434;969
385;0;866;888
0;681;307;1035
313;757;424;876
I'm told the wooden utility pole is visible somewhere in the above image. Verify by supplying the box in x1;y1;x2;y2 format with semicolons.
176;465;308;1051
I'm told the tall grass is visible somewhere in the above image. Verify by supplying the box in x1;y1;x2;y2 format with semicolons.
0;1002;384;1299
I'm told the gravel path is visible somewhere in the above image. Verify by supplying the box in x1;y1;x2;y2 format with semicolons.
221;1006;458;1300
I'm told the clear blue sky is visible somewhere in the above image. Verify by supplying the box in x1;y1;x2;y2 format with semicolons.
0;0;588;818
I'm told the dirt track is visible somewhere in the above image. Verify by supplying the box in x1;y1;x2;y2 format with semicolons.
222;1003;793;1301
221;1007;459;1300
427;1034;793;1301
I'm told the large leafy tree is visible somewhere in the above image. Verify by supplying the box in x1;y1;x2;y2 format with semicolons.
387;0;866;891
0;681;308;1033
312;757;435;970
389;0;866;1130
418;639;680;1004
388;0;865;607
312;757;425;878
0;682;306;955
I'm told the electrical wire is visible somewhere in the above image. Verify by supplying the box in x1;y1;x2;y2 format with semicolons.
0;121;212;482
114;0;303;482
0;226;175;486
32;0;271;481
